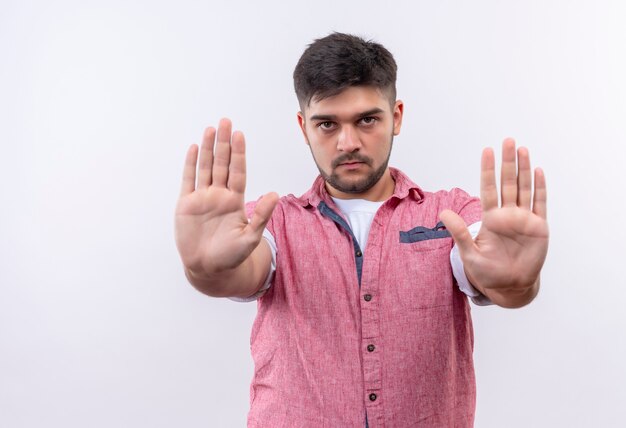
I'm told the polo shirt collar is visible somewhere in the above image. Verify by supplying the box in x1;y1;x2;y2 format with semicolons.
296;167;424;208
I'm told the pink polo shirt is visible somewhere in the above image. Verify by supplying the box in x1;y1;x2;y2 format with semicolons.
245;168;481;427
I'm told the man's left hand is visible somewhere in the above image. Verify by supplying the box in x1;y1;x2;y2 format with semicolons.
440;138;549;308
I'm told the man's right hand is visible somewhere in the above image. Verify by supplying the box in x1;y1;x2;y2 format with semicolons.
175;118;278;296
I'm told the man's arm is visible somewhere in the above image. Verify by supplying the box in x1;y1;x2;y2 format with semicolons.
174;118;278;298
183;238;273;298
440;138;549;308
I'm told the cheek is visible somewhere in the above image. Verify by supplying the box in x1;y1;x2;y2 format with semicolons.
309;135;334;154
309;144;333;164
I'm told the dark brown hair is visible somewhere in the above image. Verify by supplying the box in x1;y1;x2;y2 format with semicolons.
293;32;398;109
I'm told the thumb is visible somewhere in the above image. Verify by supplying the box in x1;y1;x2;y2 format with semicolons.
248;192;279;236
439;209;475;255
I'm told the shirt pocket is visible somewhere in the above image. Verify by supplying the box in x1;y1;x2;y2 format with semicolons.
394;222;455;308
399;221;452;250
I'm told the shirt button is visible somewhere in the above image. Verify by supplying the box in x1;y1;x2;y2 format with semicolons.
369;393;377;402
367;344;375;352
355;250;362;257
364;294;372;302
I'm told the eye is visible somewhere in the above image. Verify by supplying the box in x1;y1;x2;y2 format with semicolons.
317;121;336;131
359;116;377;126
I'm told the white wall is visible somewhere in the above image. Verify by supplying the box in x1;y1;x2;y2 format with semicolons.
1;1;624;426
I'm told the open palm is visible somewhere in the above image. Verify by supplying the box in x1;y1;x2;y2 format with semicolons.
175;119;278;276
440;139;549;307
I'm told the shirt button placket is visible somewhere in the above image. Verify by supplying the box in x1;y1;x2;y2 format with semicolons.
361;227;383;424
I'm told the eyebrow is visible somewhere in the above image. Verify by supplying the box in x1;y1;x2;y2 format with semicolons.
309;108;385;122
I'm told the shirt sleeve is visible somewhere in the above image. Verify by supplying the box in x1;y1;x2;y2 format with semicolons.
228;228;276;303
450;221;492;306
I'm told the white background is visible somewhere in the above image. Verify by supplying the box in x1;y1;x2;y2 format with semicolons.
1;1;625;427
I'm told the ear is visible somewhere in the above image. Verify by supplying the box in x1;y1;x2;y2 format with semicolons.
297;111;310;145
392;100;404;136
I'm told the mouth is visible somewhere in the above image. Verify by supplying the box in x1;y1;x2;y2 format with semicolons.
332;155;372;169
337;161;366;171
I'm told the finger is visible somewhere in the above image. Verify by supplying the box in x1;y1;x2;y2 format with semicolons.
197;127;216;189
227;130;246;194
500;138;518;206
212;118;232;187
517;146;532;209
439;209;476;256
480;147;498;211
532;167;547;219
248;192;279;235
180;144;199;196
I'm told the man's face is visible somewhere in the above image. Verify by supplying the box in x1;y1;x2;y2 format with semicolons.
297;86;404;200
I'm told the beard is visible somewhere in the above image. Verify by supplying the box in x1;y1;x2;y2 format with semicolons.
310;135;393;195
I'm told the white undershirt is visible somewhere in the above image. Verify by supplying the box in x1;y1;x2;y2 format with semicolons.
331;197;384;251
234;199;491;306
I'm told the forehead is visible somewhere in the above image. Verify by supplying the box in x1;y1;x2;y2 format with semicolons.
304;86;392;120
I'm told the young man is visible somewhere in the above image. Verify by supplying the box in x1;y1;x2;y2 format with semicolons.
175;33;548;427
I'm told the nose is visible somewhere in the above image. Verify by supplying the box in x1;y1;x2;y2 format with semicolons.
336;125;361;152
